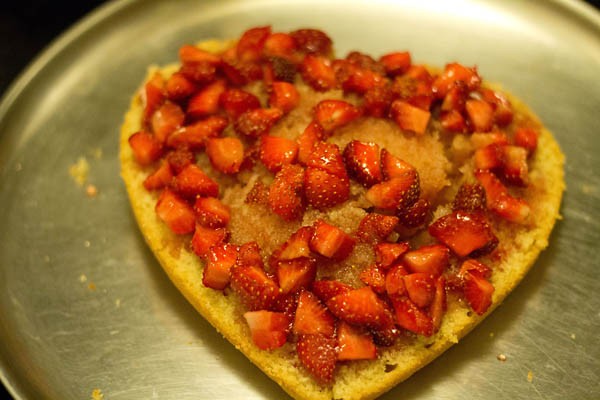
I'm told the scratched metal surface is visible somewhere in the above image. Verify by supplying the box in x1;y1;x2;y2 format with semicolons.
0;0;599;399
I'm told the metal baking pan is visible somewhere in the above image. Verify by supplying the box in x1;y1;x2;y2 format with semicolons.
1;0;599;398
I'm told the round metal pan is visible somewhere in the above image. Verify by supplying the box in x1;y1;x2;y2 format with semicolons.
1;0;599;399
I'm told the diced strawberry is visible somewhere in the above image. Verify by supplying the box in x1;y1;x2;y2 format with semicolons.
432;63;481;98
339;64;386;95
179;61;218;85
186;79;227;119
465;99;494;132
155;189;196;235
142;72;165;121
237;241;264;268
276;258;317;295
441;83;468;112
220;59;262;86
365;173;420;211
219;88;261;119
355;213;399;244
312;280;352;303
327;286;391;329
191;225;228;258
296;334;337;384
276;226;314;260
150;101;185;143
128;131;163;166
391;297;434;336
236;26;271;62
461;269;494;315
165;71;198;101
269;81;300;114
374;242;410;268
313;100;361;133
244;310;289;350
470;131;510;149
337;322;377;361
480;88;513;126
501;145;529;186
370;318;400;347
363;85;394;118
343;141;382;187
266;56;297;83
379;51;411;77
403;273;435;308
178;45;221;65
297;121;324;165
385;263;409;299
268;164;305;221
474;143;505;171
271;292;300;320
300;54;336;91
263;32;297;58
453;183;486;212
172;164;219;199
345;51;385;73
203;243;238;290
379;149;416;181
230;264;280;311
290;28;333;56
359;264;386;294
402;244;449;277
166;116;228;150
293;290;335;336
305;142;347;178
259;135;298;172
206;137;245;174
428;211;498;257
430;276;447;332
309;219;356;260
234;108;284;138
474;170;531;223
390;100;431;134
193;197;230;228
459;258;492;279
143;160;174;191
397;197;431;228
304;167;350;210
165;146;195;174
513;127;538;154
440;110;467;133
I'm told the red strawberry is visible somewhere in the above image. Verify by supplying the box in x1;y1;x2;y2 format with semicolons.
430;276;447;332
259;135;299;172
428;211;498;257
306;142;347;178
363;85;394;118
191;225;228;258
432;63;481;98
440;109;467;133
300;54;336;91
245;181;269;205
296;334;337;384
219;88;261;119
203;243;238;290
365;173;420;211
143;161;173;191
166;116;228;150
359;264;386;294
312;280;352;303
268;164;305;221
514;127;538;154
237;241;264;268
501;145;529;186
276;258;317;294
345;51;385;73
234;108;284;138
128;131;163;166
453;183;486;212
460;258;492;279
155;189;196;235
474;143;505;171
304;167;350;210
179;61;218;85
165;146;195;174
379;51;411;77
465;99;494;132
402;244;449;277
236;26;271;62
470;131;509;149
269;81;300;114
150;101;185;143
343;141;382;187
290;28;333;56
178;44;221;65
265;56;297;83
244;310;289;350
220;59;262;86
193;197;230;228
461;268;494;315
313;100;361;133
441;83;468;112
172;164;219;199
397;197;431;228
385;263;409;298
374;242;410;268
276;226;314;260
186;79;227;119
297;121;324;165
337;322;377;361
391;297;433;336
206;137;245;174
380;149;416;180
142;72;165;122
390;100;431;134
165;71;198;101
339;64;385;95
480;88;514;126
230;264;280;311
327;287;391;329
475;170;530;223
309;219;356;261
355;213;399;244
391;71;434;110
403;273;436;308
293;290;335;337
263;33;297;59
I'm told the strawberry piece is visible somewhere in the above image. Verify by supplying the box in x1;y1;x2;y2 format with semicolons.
390;100;431;134
432;63;481;98
276;226;314;260
312;280;352;303
178;45;221;65
165;71;198;101
501;145;529;186
237;241;264;268
365;174;420;211
343;140;382;187
397;197;431;228
345;51;385;73
143;161;174;191
374;242;410;268
355;213;399;244
206;137;244;174
306;142;347;178
359;264;386;294
461;268;495;315
179;61;218;85
290;29;333;56
340;65;386;95
470;131;509;149
465;99;494;132
186;79;227;119
244;310;289;350
155;189;196;235
392;297;434;336
297;121;324;165
337;322;377;361
245;181;269;205
272;292;300;320
404;273;436;308
269;81;300;114
380;149;416;180
220;59;262;86
259;135;299;172
428;211;498;257
268;164;305;221
263;33;297;58
514;127;538;154
296;334;337;384
391;71;434;110
276;258;317;294
441;83;468;112
142;72;165;122
379;51;411;77
300;54;337;91
304;167;350;210
327;286;391;329
230;264;280;311
385;263;409;299
475;170;531;223
203;243;238;290
402;244;449;277
150;101;185;143
363;85;394;118
480;88;514;126
194;197;230;228
460;258;493;279
453;183;486;212
310;219;356;260
313;100;361;133
166;116;228;150
474;143;505;171
191;225;228;258
219;88;261;119
234;108;284;138
266;56;297;83
165;146;194;174
430;276;447;332
293;290;335;336
440;110;467;133
172;164;219;199
236;26;271;62
128;131;163;166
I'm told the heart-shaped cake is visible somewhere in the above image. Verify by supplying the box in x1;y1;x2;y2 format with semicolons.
120;26;564;400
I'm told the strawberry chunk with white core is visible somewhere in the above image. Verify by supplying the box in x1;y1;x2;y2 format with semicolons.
327;286;391;330
203;243;238;290
309;220;356;261
206;137;245;174
244;310;289;350
390;100;431;134
275;258;317;294
313;99;361;133
155;189;196;235
293;290;335;336
337;322;377;361
428;211;498;258
402;244;450;277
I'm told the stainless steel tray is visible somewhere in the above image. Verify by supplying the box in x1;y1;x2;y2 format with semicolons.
1;0;599;399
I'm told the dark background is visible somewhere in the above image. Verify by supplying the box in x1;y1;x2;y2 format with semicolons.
0;0;598;399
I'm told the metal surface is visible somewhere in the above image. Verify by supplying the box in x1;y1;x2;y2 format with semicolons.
0;0;599;398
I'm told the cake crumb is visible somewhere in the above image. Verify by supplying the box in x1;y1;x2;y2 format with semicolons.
69;157;90;186
489;332;495;338
570;333;576;340
527;370;534;383
496;353;507;362
115;298;122;308
91;388;104;400
79;274;88;283
86;184;99;197
84;240;91;248
88;282;97;291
